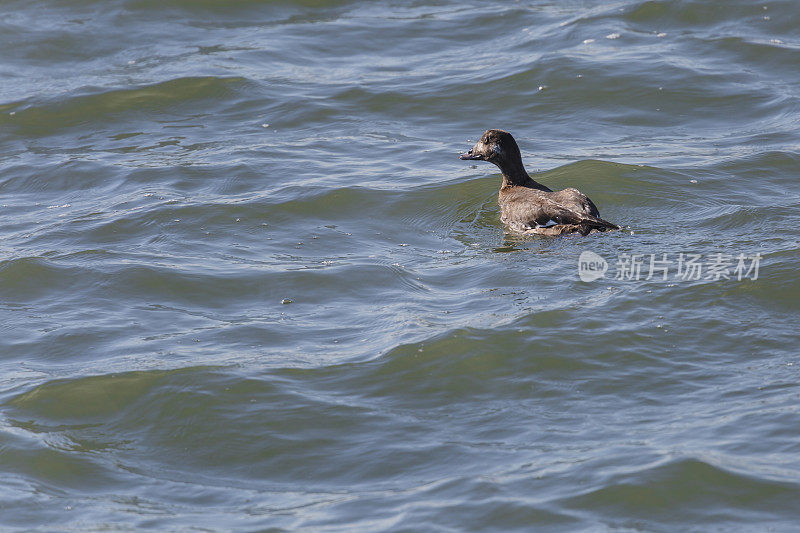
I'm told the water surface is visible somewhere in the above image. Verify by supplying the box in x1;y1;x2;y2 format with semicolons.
2;0;800;530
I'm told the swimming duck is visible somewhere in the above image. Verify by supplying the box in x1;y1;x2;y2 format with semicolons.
460;129;620;236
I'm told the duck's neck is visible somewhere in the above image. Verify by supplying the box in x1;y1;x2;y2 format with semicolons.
497;158;551;191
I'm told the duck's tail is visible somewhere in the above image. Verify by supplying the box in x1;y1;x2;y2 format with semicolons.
583;216;621;232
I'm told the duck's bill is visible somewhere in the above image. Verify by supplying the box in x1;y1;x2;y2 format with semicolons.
459;150;483;160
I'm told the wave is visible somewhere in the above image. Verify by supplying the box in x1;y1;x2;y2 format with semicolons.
558;457;800;526
0;76;249;135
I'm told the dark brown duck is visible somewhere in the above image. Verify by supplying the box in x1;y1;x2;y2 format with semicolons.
460;129;620;236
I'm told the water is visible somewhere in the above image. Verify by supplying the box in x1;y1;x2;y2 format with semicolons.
2;0;800;529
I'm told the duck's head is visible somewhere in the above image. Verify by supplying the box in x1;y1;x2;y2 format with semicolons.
459;129;522;168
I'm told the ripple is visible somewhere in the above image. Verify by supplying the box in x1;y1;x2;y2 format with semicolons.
1;76;249;136
559;457;800;526
2;0;800;529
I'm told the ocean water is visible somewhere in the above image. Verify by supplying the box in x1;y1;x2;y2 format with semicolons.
2;0;800;530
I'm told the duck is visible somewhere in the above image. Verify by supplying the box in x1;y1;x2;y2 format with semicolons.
460;129;620;236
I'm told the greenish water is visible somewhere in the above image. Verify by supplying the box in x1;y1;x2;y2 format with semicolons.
1;0;800;530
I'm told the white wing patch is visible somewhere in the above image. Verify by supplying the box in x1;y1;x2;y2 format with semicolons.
510;219;560;231
535;219;558;228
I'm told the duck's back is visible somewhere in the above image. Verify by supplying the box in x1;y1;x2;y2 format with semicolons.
499;185;617;233
550;187;601;218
